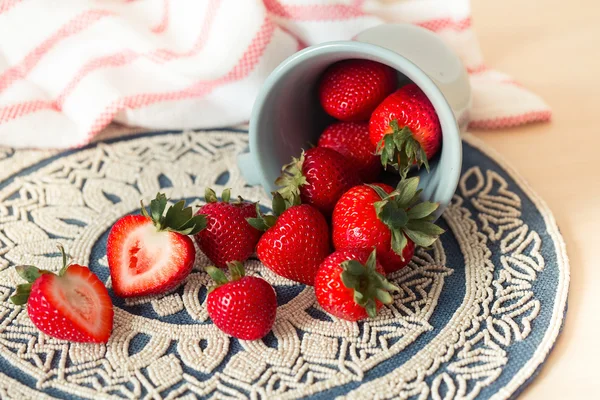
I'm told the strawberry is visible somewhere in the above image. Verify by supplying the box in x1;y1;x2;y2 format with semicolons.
332;177;444;273
318;59;397;122
107;193;206;297
10;246;114;343
194;188;261;268
369;83;442;178
249;194;330;285
275;147;361;216
317;121;381;182
206;262;277;340
314;249;399;321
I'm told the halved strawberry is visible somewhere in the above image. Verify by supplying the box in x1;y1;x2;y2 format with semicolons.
107;193;206;297
10;246;114;343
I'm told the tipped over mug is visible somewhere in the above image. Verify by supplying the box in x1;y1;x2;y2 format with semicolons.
237;23;471;219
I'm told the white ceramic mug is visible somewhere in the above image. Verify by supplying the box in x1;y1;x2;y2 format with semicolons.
238;24;471;218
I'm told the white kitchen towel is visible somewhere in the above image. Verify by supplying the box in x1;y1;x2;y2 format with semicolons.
0;0;551;149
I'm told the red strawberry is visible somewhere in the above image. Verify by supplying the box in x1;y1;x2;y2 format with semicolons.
107;193;206;297
206;262;277;340
10;246;114;343
275;147;361;215
194;188;261;268
319;59;397;122
332;177;444;273
314;249;398;321
317;121;381;182
369;83;442;178
249;194;330;285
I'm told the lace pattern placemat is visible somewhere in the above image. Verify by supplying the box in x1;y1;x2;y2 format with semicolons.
0;130;569;399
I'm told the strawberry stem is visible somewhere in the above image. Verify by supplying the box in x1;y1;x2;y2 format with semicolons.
340;250;399;318
376;120;430;179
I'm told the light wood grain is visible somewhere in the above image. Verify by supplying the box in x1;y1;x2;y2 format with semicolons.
470;0;600;397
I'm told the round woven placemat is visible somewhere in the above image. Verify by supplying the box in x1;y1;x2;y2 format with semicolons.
0;130;569;400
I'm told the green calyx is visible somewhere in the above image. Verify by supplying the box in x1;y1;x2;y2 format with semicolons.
206;261;245;293
340;250;400;318
377;120;429;179
141;193;206;235
246;192;299;231
204;187;234;204
10;245;71;305
274;152;307;208
368;176;445;260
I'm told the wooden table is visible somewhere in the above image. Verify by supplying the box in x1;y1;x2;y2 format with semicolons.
470;0;599;397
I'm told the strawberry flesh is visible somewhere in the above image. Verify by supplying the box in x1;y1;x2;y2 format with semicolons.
107;215;195;297
28;265;113;343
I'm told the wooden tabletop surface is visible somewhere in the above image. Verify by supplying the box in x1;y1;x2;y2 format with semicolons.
470;0;599;397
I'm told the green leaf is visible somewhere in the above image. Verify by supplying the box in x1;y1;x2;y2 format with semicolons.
390;230;408;259
405;220;445;236
365;249;377;272
378;202;408;230
10;283;32;305
375;289;393;304
420;147;430;172
395;177;420;208
247;217;270;231
205;188;218;203
406;202;439;219
341;272;360;290
353;290;366;306
365;299;377;318
341;260;366;276
274;153;307;207
206;266;229;286
221;188;231;203
403;228;439;248
227;261;245;281
272;192;287;217
177;215;207;235
164;200;192;230
263;215;277;228
15;265;41;283
382;280;400;292
366;184;390;201
150;193;168;222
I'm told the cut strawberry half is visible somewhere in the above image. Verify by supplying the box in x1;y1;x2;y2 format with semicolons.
107;194;206;297
10;246;114;343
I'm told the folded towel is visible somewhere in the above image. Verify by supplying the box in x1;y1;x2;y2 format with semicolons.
0;0;551;149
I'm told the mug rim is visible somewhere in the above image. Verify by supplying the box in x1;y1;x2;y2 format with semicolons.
248;40;462;216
